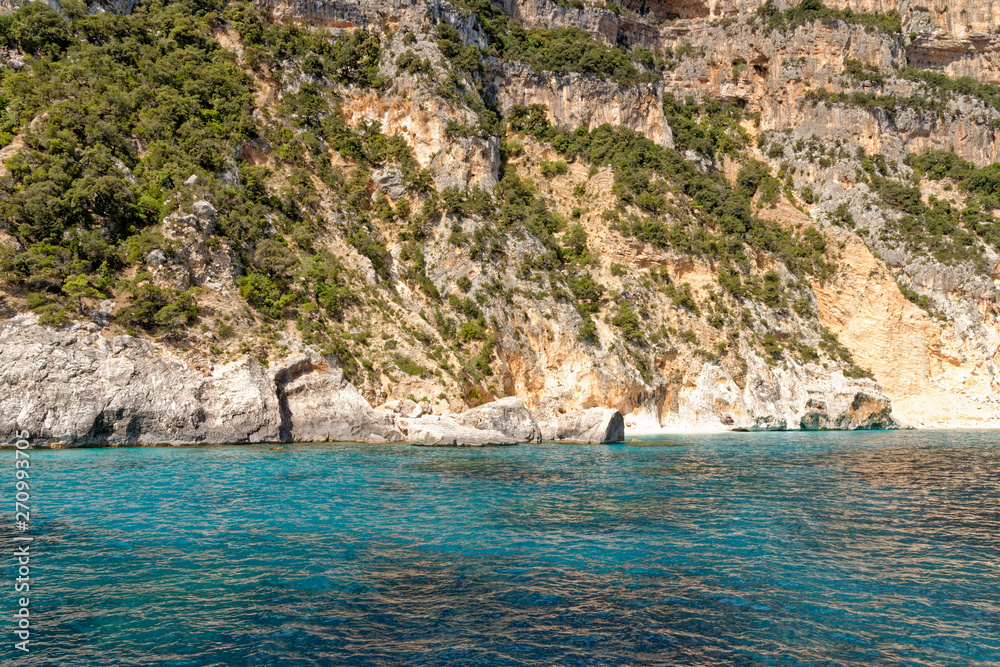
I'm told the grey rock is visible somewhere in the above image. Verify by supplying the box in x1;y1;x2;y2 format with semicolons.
543;408;625;443
219;169;240;186
539;422;558;441
145;249;167;267
403;416;517;447
372;167;407;200
489;60;673;148
272;355;404;443
455;397;541;442
184;174;200;186
799;393;895;431
192;200;217;222
734;416;788;432
0;315;281;445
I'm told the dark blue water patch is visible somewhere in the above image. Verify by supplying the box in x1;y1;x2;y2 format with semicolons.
2;430;999;665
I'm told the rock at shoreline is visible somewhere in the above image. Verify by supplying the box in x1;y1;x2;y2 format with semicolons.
403;415;517;447
541;408;625;443
399;398;538;446
272;355;404;443
799;392;895;431
455;397;541;443
0;314;902;447
0;315;281;445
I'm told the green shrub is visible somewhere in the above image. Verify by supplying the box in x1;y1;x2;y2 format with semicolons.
829;202;854;228
758;176;781;207
612;304;644;345
566;272;604;315
663;94;750;160
10;3;71;56
577;316;599;345
395;356;429;376
667;282;700;315
736;159;771;197
62;274;102;314
562;224;588;259
117;284;198;333
501;27;662;86
540;160;569;177
761;332;783;360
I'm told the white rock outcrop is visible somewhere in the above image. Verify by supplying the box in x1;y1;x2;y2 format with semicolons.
541;408;626;443
455;397;542;443
0;315;281;445
272;355;404;443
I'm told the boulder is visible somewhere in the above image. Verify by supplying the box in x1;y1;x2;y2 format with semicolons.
145;248;167;267
192;200;217;222
455;397;541;442
371;167;407;200
543;408;625;443
402;416;517;447
272;355;404;443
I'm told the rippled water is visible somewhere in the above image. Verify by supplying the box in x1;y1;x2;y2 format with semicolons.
3;430;1000;665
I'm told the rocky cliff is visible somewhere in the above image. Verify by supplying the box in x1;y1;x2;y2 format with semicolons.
1;0;998;441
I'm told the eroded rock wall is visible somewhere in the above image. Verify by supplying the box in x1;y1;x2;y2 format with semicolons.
0;315;282;445
488;61;673;147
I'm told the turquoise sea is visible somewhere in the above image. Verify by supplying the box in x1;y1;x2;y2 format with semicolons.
3;430;999;666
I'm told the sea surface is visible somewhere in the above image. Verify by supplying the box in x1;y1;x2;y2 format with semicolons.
3;430;1000;666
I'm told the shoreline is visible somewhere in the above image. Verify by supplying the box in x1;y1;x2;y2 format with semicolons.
5;424;1000;450
625;423;1000;436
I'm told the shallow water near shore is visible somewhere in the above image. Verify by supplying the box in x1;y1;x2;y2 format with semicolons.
3;430;1000;666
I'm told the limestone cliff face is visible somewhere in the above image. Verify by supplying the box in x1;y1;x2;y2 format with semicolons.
255;0;419;29
812;231;1000;427
661;20;906;102
341;30;501;190
399;143;900;431
343;89;501;190
0;315;283;445
612;0;1000;36
619;0;774;20
659;18;1000;164
827;0;1000;38
802;182;1000;426
488;61;673;147
787;100;1000;169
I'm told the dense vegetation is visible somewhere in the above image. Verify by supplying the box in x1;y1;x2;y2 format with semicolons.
756;0;902;35
503;27;661;86
900;68;1000;115
448;0;663;86
0;0;420;347
662;94;751;161
880;150;1000;266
